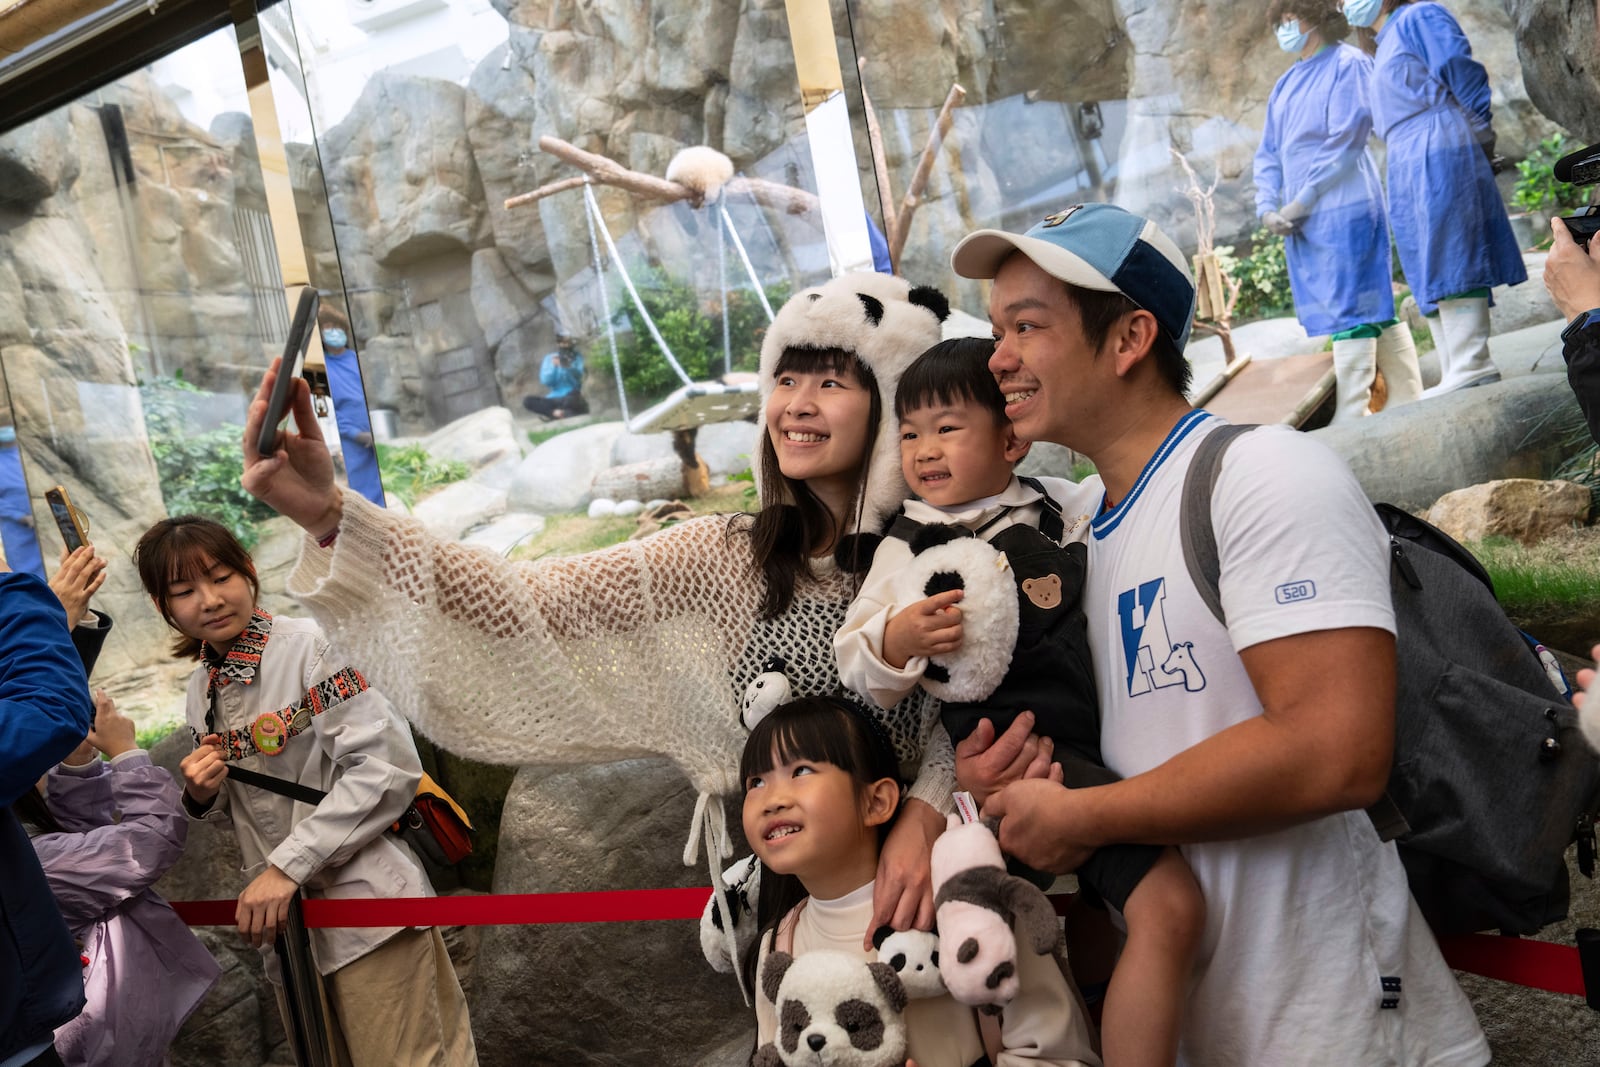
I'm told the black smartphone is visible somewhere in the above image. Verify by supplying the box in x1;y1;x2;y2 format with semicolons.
44;486;87;552
255;286;321;457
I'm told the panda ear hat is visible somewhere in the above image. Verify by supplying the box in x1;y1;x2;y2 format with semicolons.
756;273;951;560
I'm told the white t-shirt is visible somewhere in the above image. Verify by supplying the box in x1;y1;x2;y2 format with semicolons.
1084;411;1488;1066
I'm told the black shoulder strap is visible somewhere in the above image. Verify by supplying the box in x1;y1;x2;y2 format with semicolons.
1017;475;1065;542
1178;423;1258;623
206;684;329;807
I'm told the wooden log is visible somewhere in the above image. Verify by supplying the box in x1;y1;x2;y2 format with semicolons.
501;136;821;216
887;84;967;265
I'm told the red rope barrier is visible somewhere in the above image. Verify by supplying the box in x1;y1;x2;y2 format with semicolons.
171;888;712;928
171;890;1589;1003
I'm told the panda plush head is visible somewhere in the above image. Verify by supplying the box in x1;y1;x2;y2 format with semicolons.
755;272;950;568
754;949;909;1067
872;925;945;1000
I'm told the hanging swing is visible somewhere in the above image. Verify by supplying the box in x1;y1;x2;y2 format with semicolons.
580;181;773;435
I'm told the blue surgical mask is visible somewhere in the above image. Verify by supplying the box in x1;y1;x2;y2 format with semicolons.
1276;19;1309;52
1343;0;1381;28
322;328;347;349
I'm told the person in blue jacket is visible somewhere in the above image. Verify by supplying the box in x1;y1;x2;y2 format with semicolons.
1;568;96;1067
1256;0;1423;421
1348;0;1526;396
0;427;44;579
315;307;385;507
521;334;589;420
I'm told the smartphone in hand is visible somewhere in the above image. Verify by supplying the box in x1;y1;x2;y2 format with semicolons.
44;486;88;552
256;286;321;457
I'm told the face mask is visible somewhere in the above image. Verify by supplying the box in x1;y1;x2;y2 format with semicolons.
322;328;347;349
1343;0;1381;28
1276;19;1309;52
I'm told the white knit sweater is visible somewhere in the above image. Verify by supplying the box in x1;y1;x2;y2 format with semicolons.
287;493;956;863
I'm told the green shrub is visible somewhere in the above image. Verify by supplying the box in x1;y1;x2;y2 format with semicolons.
376;443;470;508
1229;229;1294;322
592;271;790;407
140;375;276;551
1514;134;1590;215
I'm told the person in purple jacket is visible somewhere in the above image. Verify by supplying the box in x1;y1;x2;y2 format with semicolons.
16;691;220;1067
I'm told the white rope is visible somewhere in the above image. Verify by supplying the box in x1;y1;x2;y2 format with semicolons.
583;183;695;388
582;180;631;425
720;204;776;323
717;194;732;378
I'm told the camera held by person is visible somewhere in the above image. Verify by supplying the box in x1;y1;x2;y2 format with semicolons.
1543;140;1600;446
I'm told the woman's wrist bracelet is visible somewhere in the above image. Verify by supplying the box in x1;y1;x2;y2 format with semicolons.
316;527;339;549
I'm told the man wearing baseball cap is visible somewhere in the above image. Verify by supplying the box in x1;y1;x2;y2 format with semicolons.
958;204;1488;1065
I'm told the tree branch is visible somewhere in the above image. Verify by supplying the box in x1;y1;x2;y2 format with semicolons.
887;84;967;267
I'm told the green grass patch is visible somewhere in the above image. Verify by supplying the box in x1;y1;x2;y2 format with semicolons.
1469;532;1600;621
527;425;577;448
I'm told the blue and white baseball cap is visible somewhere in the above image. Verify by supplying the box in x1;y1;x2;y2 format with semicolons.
951;203;1197;350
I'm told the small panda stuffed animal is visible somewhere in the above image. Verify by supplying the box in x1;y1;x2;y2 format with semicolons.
892;524;1019;703
754;950;909;1067
872;925;944;999
930;814;1059;1012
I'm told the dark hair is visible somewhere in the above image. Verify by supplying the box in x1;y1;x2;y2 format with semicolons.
894;337;1005;424
134;516;259;660
1267;0;1352;41
738;696;901;991
316;304;351;335
1064;282;1193;397
745;347;882;619
11;788;64;836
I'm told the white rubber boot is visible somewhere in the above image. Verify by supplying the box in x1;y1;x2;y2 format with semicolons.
1421;296;1499;397
1331;335;1379;422
1374;322;1424;410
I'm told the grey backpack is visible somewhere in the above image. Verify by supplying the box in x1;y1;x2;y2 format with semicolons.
1181;423;1599;935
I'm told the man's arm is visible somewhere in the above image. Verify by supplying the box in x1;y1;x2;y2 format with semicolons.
986;626;1395;871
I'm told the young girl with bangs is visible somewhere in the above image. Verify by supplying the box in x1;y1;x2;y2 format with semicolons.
742;696;1098;1067
134;515;476;1067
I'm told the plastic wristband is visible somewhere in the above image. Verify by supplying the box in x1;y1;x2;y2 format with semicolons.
315;527;339;549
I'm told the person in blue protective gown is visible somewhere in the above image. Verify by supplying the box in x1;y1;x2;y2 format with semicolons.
315;307;385;507
0;426;45;578
521;334;589;420
1256;0;1423;421
1348;0;1526;396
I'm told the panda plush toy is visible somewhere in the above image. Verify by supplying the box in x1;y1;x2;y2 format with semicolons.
753;950;909;1067
930;814;1059;1012
891;523;1020;703
871;925;944;1000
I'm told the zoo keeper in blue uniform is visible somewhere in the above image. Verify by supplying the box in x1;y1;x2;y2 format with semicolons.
316;307;385;506
1256;0;1423;421
1349;0;1526;396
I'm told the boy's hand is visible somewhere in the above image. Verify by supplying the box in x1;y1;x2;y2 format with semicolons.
180;734;228;804
237;865;299;948
883;589;964;669
48;545;107;629
87;690;137;759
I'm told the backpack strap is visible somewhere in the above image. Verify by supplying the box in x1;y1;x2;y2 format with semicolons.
1017;475;1065;542
1177;422;1410;843
1178;422;1258;623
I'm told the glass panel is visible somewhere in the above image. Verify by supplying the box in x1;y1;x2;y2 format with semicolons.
0;25;298;697
842;1;1574;412
281;0;838;439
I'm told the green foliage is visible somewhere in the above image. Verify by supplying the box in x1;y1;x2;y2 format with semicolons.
592;271;791;406
375;443;469;508
1228;229;1294;322
1514;134;1590;214
527;425;575;448
139;376;276;551
135;717;184;751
